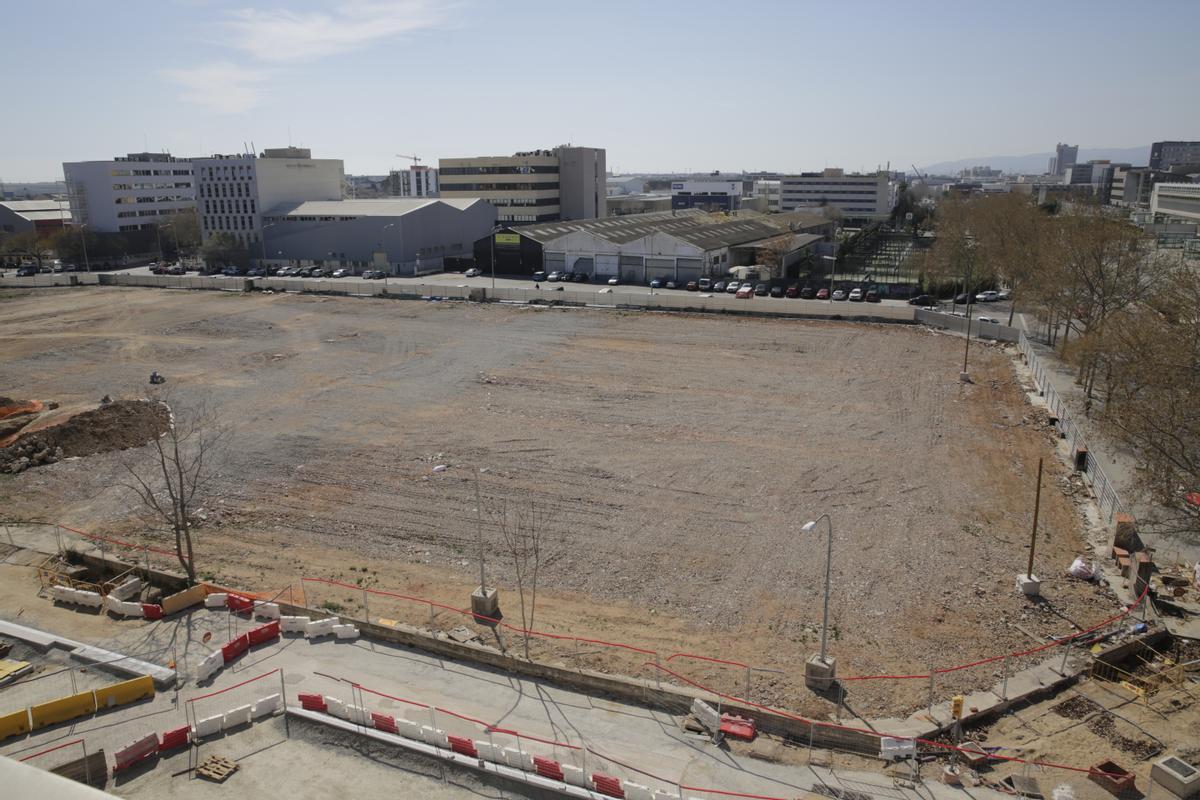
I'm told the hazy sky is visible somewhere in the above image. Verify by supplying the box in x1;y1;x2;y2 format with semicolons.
4;0;1198;180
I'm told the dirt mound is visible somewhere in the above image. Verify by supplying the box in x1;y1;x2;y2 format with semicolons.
0;397;45;420
0;399;170;474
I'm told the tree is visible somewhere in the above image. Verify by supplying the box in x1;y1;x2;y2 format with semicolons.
966;193;1050;325
923;195;992;298
162;210;200;259
489;500;557;659
121;395;226;584
758;234;794;276
200;232;250;270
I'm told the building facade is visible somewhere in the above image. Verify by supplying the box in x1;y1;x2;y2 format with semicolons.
779;169;897;222
192;147;344;253
438;146;606;225
388;165;439;198
753;179;781;212
62;153;194;233
1149;141;1200;171
1150;182;1200;223
0;199;71;235
670;179;743;211
1048;142;1078;177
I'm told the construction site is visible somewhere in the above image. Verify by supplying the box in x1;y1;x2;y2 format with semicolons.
1;285;1198;799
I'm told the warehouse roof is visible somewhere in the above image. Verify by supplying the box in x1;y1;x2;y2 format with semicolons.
513;209;830;250
0;199;71;222
264;198;487;218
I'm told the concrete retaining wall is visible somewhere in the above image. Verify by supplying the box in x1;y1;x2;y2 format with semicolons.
914;308;1020;342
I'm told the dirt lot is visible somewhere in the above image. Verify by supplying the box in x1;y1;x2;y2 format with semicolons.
0;287;1113;715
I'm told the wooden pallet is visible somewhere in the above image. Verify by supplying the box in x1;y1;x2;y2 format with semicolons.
196;755;238;782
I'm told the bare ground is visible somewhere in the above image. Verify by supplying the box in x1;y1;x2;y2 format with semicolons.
0;287;1114;716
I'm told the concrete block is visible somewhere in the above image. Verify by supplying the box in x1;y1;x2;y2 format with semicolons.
333;624;359;640
470;586;500;618
420;726;448;748
625;782;654;800
110;577;141;601
396;718;422;741
252;693;281;718
804;654;837;690
193;713;223;738
280;615;310;633
222;704;252;729
562;763;588;787
1016;574;1042;596
476;741;503;764
254;602;281;620
503;747;533;771
691;698;720;733
325;697;349;719
305;617;338;639
347;704;371;726
1151;755;1200;799
204;592;228;608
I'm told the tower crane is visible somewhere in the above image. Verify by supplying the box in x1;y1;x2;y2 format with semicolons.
395;154;422;166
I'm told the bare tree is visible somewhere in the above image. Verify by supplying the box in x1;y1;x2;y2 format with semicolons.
490;499;556;659
967;193;1050;325
758;234;794;277
121;395;226;584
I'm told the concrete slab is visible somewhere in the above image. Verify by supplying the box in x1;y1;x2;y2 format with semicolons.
0;619;176;687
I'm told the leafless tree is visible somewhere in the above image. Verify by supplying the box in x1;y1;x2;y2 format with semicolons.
489;499;557;659
758;234;794;276
121;394;226;584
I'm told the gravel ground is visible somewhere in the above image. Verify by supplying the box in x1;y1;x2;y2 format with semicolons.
0;287;1113;716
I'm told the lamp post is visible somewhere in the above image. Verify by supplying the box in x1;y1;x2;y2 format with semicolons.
380;222;397;286
802;514;837;690
259;222;276;270
821;255;836;303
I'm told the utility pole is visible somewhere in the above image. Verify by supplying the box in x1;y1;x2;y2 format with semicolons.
1026;458;1043;579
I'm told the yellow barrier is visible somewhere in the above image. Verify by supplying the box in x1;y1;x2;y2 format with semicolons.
29;690;97;730
0;708;31;741
162;583;207;615
94;675;155;709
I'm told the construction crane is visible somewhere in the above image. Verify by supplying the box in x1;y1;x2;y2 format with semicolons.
395;154;422;166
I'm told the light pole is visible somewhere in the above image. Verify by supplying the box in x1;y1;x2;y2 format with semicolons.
78;223;91;273
259;223;276;270
821;255;836;303
801;514;837;690
380;222;396;284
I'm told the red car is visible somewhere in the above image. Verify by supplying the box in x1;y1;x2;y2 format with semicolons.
785;285;800;298
816;288;830;300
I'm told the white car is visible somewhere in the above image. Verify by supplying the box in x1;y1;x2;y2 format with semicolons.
726;280;741;294
997;289;1012;300
848;288;863;301
607;277;619;286
975;290;999;302
464;267;481;277
331;269;350;278
978;316;998;323
546;271;561;282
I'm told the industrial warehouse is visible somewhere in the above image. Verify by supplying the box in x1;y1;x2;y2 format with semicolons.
472;209;835;283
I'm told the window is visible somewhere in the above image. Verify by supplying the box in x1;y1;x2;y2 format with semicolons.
112;183;132;190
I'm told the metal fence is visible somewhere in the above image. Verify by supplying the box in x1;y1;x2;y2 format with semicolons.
1018;332;1125;522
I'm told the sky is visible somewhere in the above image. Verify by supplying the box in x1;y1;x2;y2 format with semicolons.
3;0;1199;181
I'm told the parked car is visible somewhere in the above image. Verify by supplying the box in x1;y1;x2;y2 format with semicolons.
712;280;727;292
246;267;266;277
16;265;37;277
735;284;755;298
977;316;998;323
954;292;976;305
725;280;740;293
686;281;699;291
464;267;481;277
310;268;326;278
975;290;1000;302
649;278;663;289
769;285;785;298
363;270;387;279
754;283;768;296
607;277;619;285
698;278;712;291
329;268;349;278
848;287;864;302
832;289;847;301
665;280;678;289
222;266;244;276
560;271;576;282
546;271;561;282
574;272;589;282
865;289;880;303
785;285;800;298
166;265;186;275
908;294;934;306
800;286;816;299
532;271;547;281
997;288;1012;300
816;287;829;300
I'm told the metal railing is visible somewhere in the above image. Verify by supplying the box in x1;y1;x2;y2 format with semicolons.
1018;332;1126;523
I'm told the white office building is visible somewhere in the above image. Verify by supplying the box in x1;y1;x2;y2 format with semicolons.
1151;182;1200;223
192;147;344;255
779;169;898;222
389;165;439;197
62;153;195;233
752;179;782;212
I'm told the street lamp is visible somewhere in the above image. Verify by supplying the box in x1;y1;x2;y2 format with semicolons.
259;222;276;270
821;255;836;303
801;514;837;690
380;222;397;284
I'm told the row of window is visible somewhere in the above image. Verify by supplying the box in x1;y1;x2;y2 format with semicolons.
112;182;192;191
203;215;256;232
440;165;557;175
114;195;191;204
111;169;192;177
781;189;881;196
442;182;559;192
118;207;186;219
200;182;252;199
489;197;559;207
202;164;254;179
205;198;257;215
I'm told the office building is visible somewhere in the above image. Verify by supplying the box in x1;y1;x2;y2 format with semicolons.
607;193;671;216
670;179;743;211
438;145;605;225
1149;141;1200;171
753;180;782;212
1151;182;1200;223
0;199;71;235
62;153;194;233
388;165;439;198
1048;143;1078;177
261;198;495;275
779;169;898;222
192;147;343;252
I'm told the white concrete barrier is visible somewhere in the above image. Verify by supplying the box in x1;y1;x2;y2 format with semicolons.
204;593;228;608
332;624;359;640
396;718;422;740
347;704;371;726
562;763;588;788
254;602;281;620
280;615;310;633
503;747;533;771
110;577;141;600
252;693;281;718
196;649;224;682
625;782;654;800
74;589;103;608
193;713;223;738
420;726;448;749
104;595;144;617
691;698;720;733
304;617;338;639
52;585;76;604
325;697;349;719
476;741;504;763
223;704;253;729
652;791;678;800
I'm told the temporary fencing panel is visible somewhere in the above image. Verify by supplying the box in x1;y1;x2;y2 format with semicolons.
371;712;398;733
0;708;31;741
159;725;191;752
299;693;327;712
247;620;281;646
29;689;97;730
450;735;478;758
592;772;625;798
221;633;250;663
94;675;155;709
534;755;563;781
187;668;286;751
113;732;158;772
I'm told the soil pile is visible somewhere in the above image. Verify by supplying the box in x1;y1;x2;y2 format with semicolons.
0;399;170;473
0;397;47;447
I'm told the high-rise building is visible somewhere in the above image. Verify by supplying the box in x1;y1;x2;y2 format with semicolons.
1149;141;1200;171
192;147;343;255
62;153;195;233
388;165;439;198
438;146;605;224
1048;143;1078;177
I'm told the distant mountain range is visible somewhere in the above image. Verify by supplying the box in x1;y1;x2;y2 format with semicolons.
917;146;1150;177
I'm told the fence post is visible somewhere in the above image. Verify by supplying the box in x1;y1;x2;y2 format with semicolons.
1001;655;1010;700
927;661;935;721
362;587;370;623
280;669;290;739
